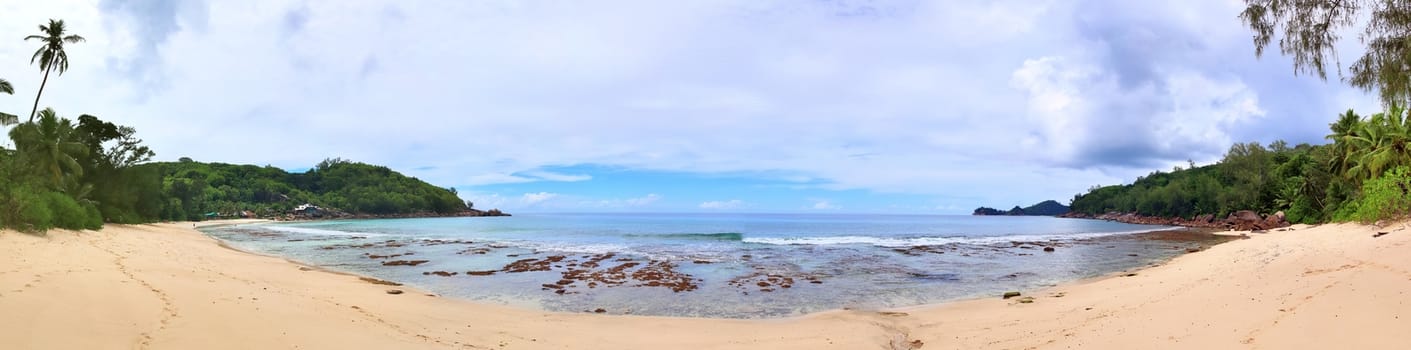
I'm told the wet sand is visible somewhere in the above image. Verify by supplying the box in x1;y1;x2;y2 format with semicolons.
1;220;1408;349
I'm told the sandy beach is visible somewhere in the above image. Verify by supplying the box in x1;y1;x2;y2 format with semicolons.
2;220;1409;349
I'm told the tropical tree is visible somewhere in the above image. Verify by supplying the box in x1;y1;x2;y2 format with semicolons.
1349;104;1411;181
9;108;87;188
1326;109;1363;175
0;78;15;126
24;19;85;122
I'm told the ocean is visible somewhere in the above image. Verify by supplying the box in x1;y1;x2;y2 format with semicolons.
201;213;1231;318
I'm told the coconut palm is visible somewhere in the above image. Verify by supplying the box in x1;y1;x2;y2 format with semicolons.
1359;104;1411;178
1341;104;1411;183
24;19;85;123
1326;109;1362;175
8;108;87;187
0;78;15;126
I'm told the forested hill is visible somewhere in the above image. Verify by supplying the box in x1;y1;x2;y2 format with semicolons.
0;110;501;232
142;158;487;221
1067;107;1411;225
973;200;1071;216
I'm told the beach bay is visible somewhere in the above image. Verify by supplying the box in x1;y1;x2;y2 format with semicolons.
2;219;1408;349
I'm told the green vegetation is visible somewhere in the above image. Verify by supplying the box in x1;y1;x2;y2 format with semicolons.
1070;106;1411;223
147;158;470;221
0;18;478;233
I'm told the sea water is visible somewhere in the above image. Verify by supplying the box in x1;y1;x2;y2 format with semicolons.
202;213;1229;318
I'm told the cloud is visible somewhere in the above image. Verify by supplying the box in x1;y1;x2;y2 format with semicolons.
0;0;1381;212
699;200;743;210
1010;56;1265;168
625;193;661;206
810;199;840;210
518;170;593;183
520;192;558;205
575;193;663;209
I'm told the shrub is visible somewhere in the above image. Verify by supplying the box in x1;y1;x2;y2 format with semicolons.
1336;166;1411;223
45;191;91;230
6;187;55;232
82;202;103;230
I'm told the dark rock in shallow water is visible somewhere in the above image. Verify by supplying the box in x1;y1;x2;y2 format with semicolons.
1043;246;1055;252
381;260;430;267
360;277;402;286
1003;291;1021;299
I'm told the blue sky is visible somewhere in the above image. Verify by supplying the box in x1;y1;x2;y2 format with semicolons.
0;0;1381;213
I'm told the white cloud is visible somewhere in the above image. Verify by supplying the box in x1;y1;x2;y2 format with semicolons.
578;193;663;209
520;192;558;205
810;199;840;210
1010;55;1266;168
625;193;661;206
699;200;744;209
0;0;1374;210
464;173;535;186
519;170;593;183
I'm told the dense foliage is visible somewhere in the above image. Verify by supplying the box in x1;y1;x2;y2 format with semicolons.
0;18;476;232
148;158;469;221
0;109;472;230
1070;106;1411;223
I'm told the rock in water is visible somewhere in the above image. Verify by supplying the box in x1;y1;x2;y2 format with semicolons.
1002;291;1021;299
1042;247;1055;252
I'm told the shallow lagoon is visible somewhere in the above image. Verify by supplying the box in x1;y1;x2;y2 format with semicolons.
203;213;1231;318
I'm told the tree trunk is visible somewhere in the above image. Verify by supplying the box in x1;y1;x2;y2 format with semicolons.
29;62;52;123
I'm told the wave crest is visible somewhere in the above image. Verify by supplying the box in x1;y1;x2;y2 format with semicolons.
741;228;1178;247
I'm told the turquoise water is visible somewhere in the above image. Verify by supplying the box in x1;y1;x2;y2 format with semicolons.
203;213;1227;318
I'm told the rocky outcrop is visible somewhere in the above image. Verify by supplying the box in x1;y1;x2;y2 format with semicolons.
1060;210;1289;231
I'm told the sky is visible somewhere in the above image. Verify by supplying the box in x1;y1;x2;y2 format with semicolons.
0;0;1383;214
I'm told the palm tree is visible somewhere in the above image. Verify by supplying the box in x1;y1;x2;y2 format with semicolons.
0;78;15;126
9;108;87;187
24;19;85;123
1326;109;1362;175
1340;104;1411;183
1358;104;1411;178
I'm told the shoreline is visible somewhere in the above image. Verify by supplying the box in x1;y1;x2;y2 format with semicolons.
3;220;1409;349
199;219;1223;319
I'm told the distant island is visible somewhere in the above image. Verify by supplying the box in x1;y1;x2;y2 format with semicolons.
973;200;1071;216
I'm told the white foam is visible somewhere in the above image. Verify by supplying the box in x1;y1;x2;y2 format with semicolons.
741;228;1180;247
263;225;386;237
